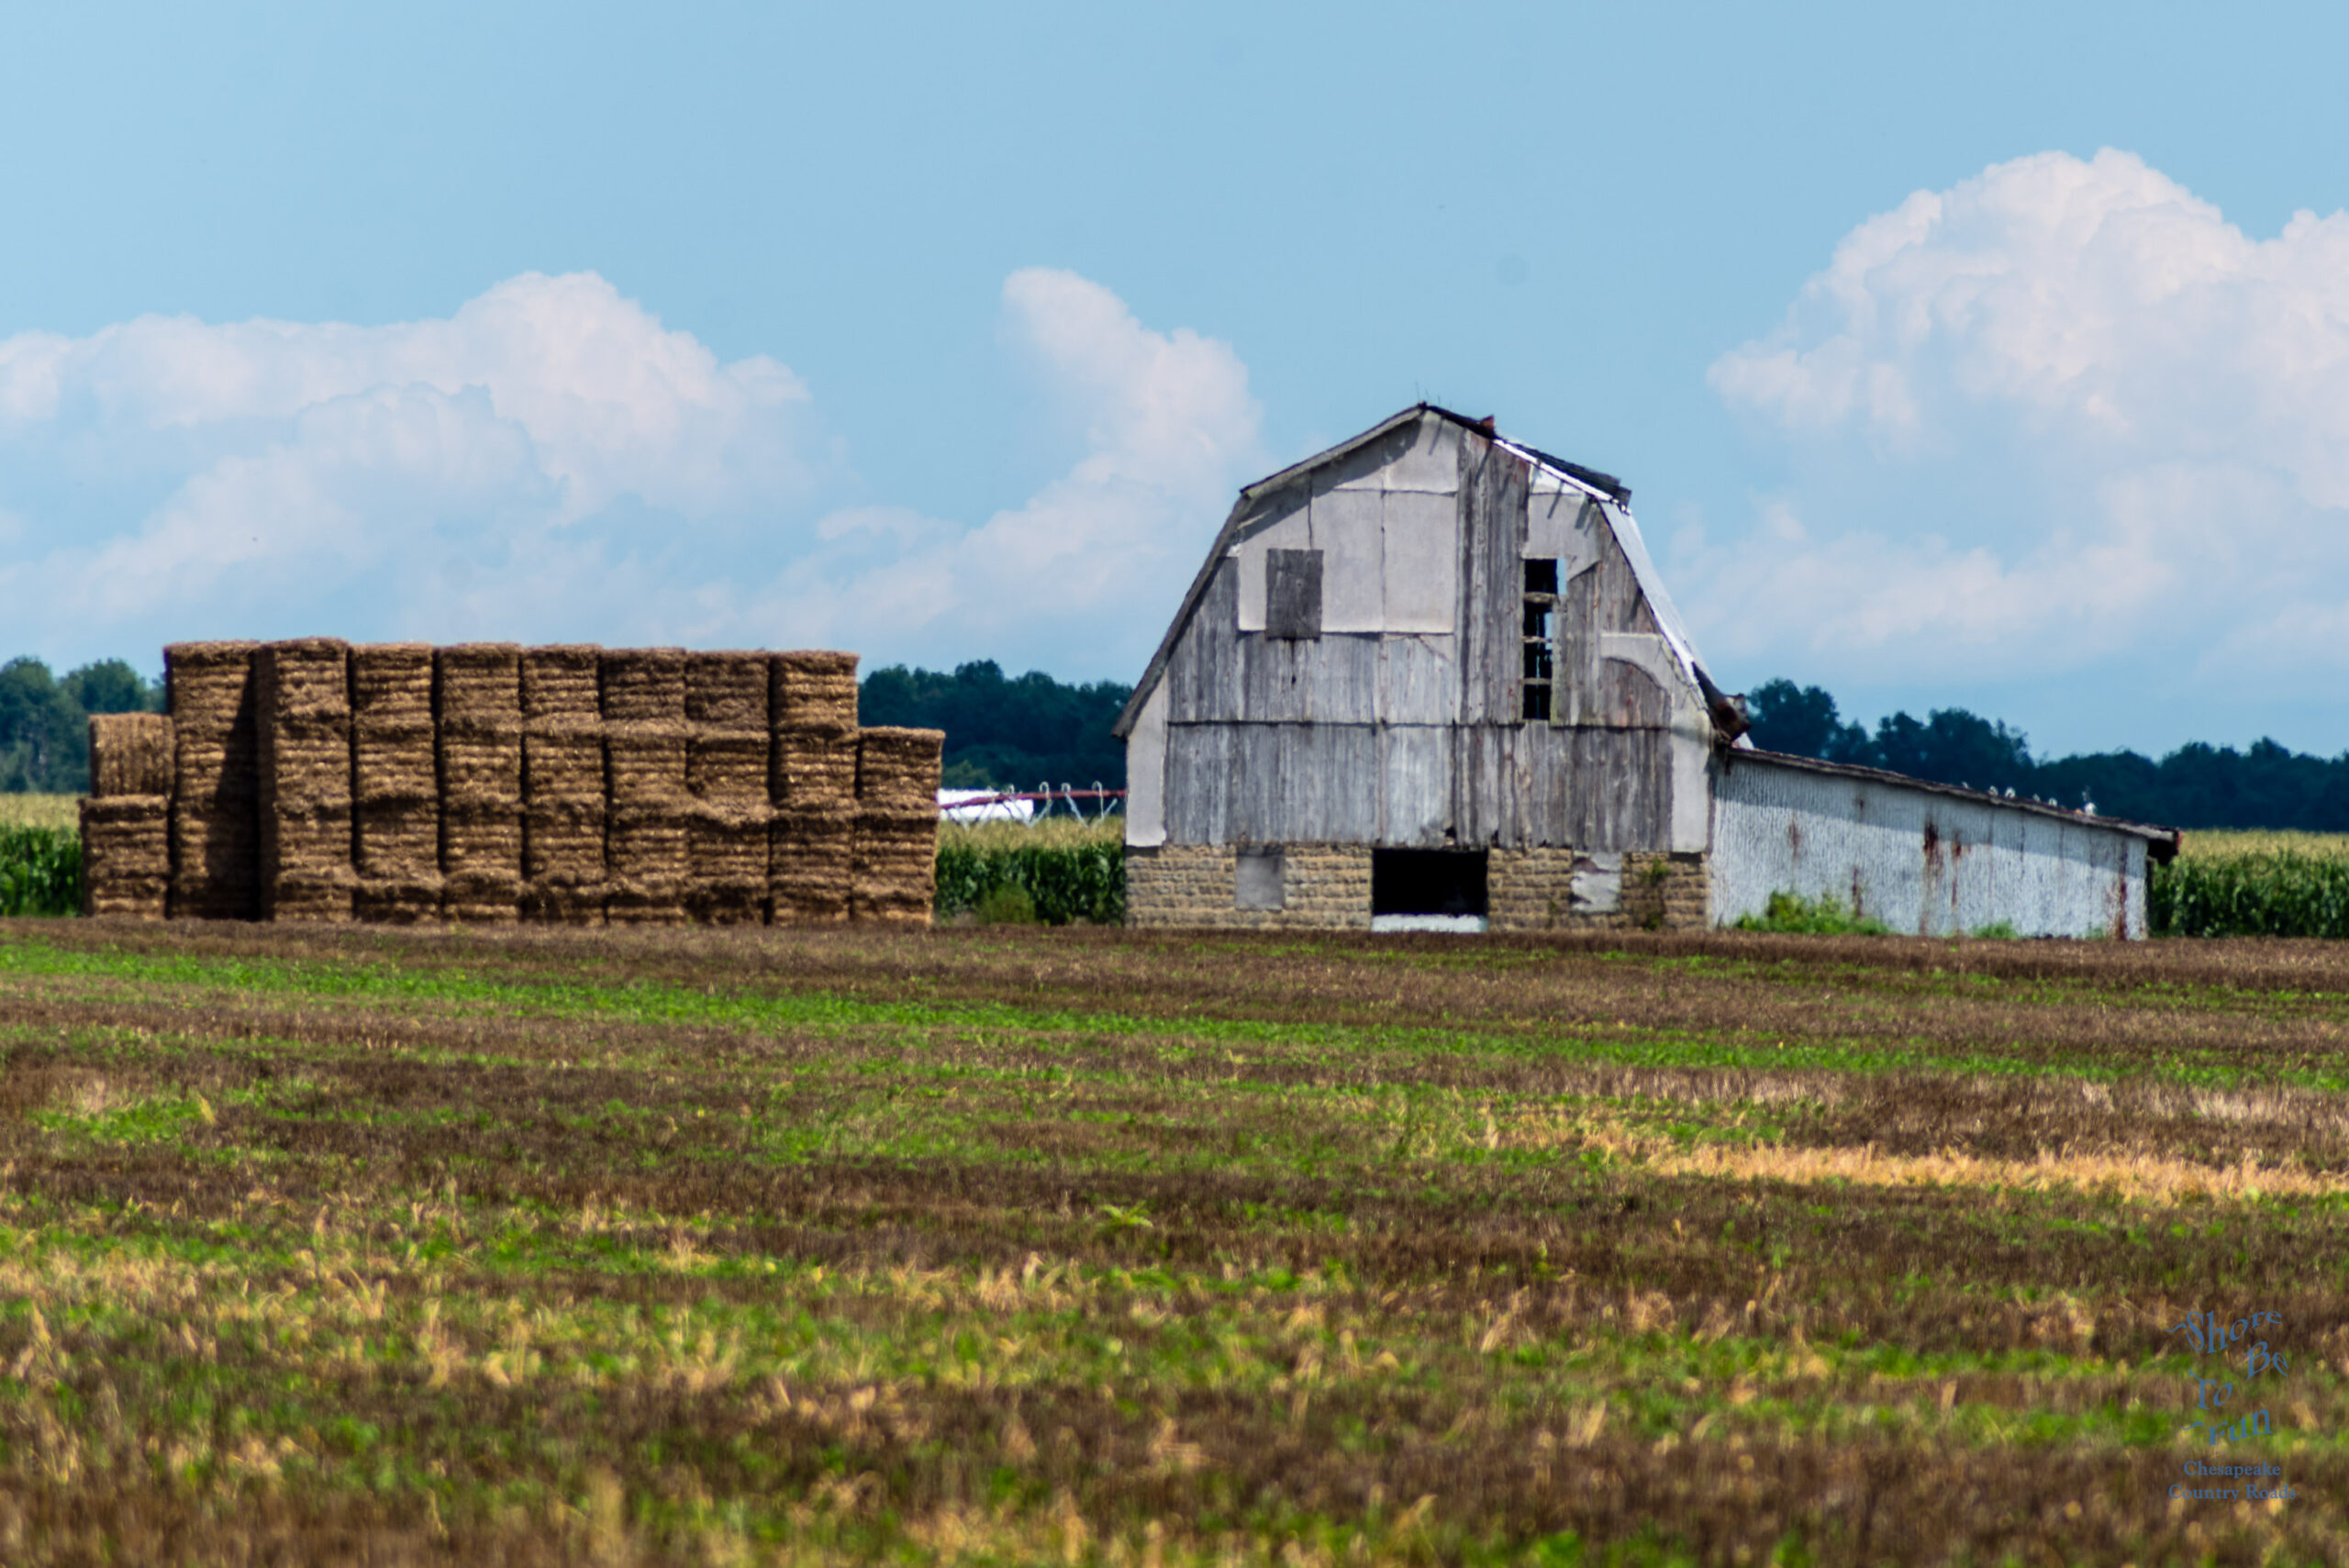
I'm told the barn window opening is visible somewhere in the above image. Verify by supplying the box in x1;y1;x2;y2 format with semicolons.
1521;558;1559;721
1371;849;1489;934
1265;549;1323;639
1235;847;1285;910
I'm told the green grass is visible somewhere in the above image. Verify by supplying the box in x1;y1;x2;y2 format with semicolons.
1731;890;1890;936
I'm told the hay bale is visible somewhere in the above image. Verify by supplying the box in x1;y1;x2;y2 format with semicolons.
165;643;259;920
601;649;686;724
524;799;607;884
354;721;437;805
608;805;689;882
521;884;607;926
437;644;523;723
855;728;944;810
771;729;858;806
164;641;259;738
354;876;444;925
607;881;688;926
525;727;607;805
522;646;603;721
442;868;522;924
255;638;350;723
852;805;939;926
686;651;770;730
688;729;768;804
89;714;174;798
355;801;440;880
607;723;688;807
271;873;355;924
440;720;522;799
770;803;854;924
259;803;354;923
688;800;770;923
771;651;858;733
80;795;169;919
255;641;355;923
351;644;434;724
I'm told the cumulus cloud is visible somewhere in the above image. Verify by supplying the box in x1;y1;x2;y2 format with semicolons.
0;268;1261;676
1689;149;2349;712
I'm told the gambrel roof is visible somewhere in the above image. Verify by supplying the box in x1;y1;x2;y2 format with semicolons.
1112;404;1719;738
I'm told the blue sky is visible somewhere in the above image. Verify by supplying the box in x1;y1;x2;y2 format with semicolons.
5;2;2347;755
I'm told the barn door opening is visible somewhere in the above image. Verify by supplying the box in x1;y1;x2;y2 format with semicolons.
1370;849;1488;934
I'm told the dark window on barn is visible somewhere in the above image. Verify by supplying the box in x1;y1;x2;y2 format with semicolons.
1235;847;1285;910
1265;549;1323;639
1372;849;1488;917
1521;558;1558;721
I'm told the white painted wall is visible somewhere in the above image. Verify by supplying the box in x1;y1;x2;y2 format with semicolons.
1710;755;2151;938
1123;681;1169;848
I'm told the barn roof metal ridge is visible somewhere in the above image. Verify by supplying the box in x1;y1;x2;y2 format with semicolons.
1729;747;2184;861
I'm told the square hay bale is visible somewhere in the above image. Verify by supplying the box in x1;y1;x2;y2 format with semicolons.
600;649;686;725
354;876;445;925
439;721;523;800
687;880;769;925
261;802;353;897
770;729;858;806
355;801;440;880
441;868;522;924
522;645;603;721
436;644;523;724
353;720;438;805
852;806;939;925
89;714;175;798
687;730;768;804
258;718;353;815
164;641;259;739
442;804;523;879
522;884;607;926
525;800;607;883
523;727;607;806
771;651;858;734
79;795;170;919
255;639;351;725
688;801;771;889
167;808;259;920
351;644;435;724
606;724;689;807
607;806;689;884
770;803;854;924
685;651;771;730
854;728;944;810
607;879;687;926
269;873;355;924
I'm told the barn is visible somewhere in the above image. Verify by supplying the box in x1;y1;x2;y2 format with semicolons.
1111;404;2179;937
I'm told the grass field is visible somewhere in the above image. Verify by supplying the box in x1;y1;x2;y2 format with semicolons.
0;919;2340;1564
0;796;77;831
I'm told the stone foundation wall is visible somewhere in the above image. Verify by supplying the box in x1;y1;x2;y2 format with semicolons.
1125;844;1374;929
1128;843;1714;932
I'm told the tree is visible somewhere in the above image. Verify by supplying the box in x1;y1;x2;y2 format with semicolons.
858;661;1132;792
1746;679;1872;763
61;659;161;716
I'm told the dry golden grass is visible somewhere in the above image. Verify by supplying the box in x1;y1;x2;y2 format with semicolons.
0;795;78;831
2178;828;2349;859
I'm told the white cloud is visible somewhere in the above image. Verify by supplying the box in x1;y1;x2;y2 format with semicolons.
1692;149;2349;706
0;268;1262;677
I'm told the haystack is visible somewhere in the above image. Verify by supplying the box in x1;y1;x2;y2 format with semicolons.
771;651;859;733
771;803;854;923
601;648;687;724
164;641;260;919
855;728;944;810
852;806;941;925
79;796;170;919
771;730;859;806
437;644;523;923
351;645;441;923
682;652;772;923
254;639;354;923
521;646;607;924
607;806;688;924
89;713;175;798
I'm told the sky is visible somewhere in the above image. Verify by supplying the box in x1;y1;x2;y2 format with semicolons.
4;2;2348;757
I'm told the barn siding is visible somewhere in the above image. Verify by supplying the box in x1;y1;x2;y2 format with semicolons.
1711;754;2150;938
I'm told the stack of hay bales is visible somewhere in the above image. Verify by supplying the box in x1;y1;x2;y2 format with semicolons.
685;651;772;924
852;728;944;925
81;713;174;919
769;651;860;923
437;644;524;923
164;641;261;919
522;646;608;925
603;648;691;925
256;639;356;922
351;644;441;922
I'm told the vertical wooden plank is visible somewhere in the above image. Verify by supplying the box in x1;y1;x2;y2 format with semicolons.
1379;725;1452;845
1166;726;1231;845
1377;635;1457;725
1455;434;1495;728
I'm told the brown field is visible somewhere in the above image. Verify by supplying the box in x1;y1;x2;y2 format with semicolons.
0;917;2341;1564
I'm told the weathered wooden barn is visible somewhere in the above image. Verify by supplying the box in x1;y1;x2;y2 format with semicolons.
1113;405;2179;936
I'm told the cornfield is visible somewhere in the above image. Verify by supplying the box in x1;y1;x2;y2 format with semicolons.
2152;833;2349;937
934;817;1123;925
0;819;80;916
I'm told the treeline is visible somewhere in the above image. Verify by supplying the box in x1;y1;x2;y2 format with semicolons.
859;661;1130;792
0;658;163;793
1749;679;2349;829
